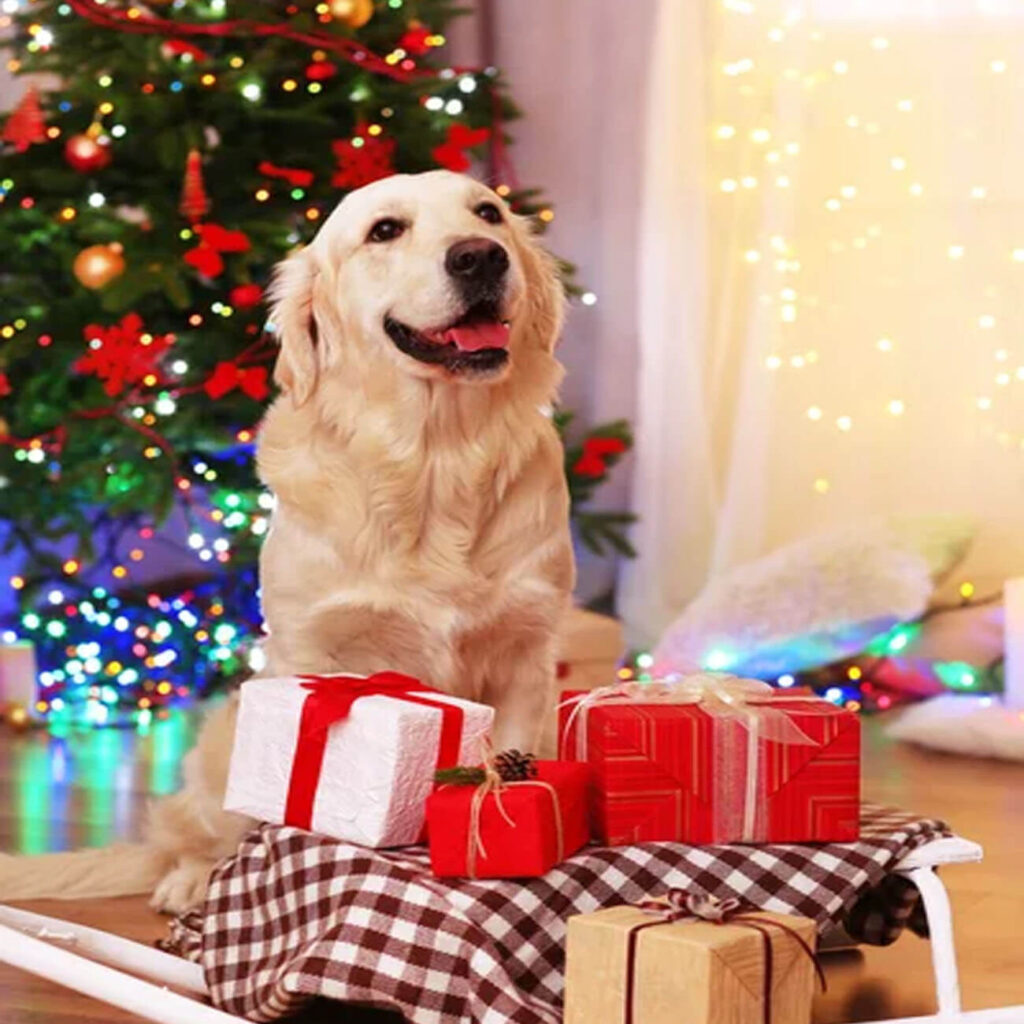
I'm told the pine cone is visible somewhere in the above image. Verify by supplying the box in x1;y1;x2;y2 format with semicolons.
493;749;537;782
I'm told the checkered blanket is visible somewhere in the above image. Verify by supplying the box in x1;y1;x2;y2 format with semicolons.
164;804;949;1024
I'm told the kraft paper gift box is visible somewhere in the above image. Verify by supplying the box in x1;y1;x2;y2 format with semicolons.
564;902;818;1024
559;675;860;845
426;760;591;878
224;672;494;847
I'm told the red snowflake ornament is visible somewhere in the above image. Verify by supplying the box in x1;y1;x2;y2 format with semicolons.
75;314;174;397
332;123;396;190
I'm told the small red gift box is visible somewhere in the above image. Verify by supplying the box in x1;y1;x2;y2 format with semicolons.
427;761;591;878
559;678;860;846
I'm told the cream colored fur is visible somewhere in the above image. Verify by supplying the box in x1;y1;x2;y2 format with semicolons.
0;171;573;913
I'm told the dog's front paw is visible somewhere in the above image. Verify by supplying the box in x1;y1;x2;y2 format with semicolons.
150;858;214;915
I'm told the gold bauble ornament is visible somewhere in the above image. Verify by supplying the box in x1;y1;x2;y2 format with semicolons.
0;417;8;440
73;243;126;289
330;0;374;28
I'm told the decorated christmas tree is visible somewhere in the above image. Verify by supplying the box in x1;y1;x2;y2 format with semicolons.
0;0;632;727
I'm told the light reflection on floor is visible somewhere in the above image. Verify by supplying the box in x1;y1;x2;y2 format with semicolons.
7;708;200;855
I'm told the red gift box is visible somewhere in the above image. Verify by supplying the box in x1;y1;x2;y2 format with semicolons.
559;680;860;846
427;761;591;878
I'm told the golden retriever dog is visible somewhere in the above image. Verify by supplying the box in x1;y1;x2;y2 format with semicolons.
0;170;573;912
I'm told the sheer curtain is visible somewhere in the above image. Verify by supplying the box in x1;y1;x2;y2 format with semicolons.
620;0;1024;647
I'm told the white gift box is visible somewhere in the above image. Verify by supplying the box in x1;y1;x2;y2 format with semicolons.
224;674;494;847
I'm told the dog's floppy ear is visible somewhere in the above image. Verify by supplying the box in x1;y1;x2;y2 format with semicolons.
514;218;566;352
269;247;321;407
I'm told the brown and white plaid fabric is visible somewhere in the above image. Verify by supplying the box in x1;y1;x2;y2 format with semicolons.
164;804;950;1024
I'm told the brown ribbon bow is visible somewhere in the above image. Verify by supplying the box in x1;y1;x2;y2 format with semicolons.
623;891;825;1024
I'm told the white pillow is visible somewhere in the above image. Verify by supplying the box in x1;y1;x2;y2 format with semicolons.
653;517;974;679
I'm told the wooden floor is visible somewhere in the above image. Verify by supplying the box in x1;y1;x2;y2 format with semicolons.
1;710;1024;1022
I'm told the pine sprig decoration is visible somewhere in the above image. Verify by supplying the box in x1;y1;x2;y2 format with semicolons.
434;765;488;786
434;749;538;786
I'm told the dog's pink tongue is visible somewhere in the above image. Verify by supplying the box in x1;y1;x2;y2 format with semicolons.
442;321;509;352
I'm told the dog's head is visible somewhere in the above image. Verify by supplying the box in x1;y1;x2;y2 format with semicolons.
269;171;564;406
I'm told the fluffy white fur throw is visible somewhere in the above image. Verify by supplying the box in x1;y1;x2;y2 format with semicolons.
653;517;973;678
887;695;1024;761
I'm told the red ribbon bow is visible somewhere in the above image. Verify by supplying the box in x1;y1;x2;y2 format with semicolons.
204;361;269;401
162;38;208;61
623;890;825;1024
183;223;251;278
283;672;465;832
257;161;315;188
432;124;491;173
572;435;627;478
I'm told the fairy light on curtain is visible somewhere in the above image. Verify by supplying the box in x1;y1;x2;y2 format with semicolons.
711;0;1024;519
620;0;1024;644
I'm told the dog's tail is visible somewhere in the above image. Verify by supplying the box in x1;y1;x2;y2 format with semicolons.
0;843;172;901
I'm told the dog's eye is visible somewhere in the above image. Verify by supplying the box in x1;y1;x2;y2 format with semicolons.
475;201;503;225
367;218;406;243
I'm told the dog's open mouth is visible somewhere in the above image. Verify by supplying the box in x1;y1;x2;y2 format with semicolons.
384;302;510;375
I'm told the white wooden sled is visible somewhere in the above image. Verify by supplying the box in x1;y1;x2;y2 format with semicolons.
0;834;1020;1024
0;902;247;1024
880;837;1024;1023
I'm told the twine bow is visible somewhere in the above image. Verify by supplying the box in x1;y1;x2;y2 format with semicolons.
438;747;565;879
636;890;743;922
466;760;517;878
623;889;825;1024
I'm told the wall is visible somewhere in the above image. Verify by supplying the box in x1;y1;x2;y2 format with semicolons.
450;0;656;601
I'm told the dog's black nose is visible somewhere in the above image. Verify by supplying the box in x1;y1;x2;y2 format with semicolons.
445;238;509;284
